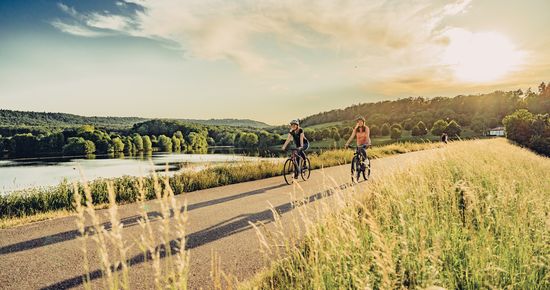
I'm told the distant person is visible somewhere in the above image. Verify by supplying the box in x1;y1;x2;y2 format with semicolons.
441;133;448;144
282;119;309;173
345;115;371;160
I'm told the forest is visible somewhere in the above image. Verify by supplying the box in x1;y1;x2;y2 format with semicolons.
0;119;283;158
301;84;550;132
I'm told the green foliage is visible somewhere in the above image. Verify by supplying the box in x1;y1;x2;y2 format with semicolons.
431;119;448;136
142;135;152;152
503;109;550;156
369;125;380;137
123;137;134;154
157;135;173;152
503;109;535;145
380;123;390;136
12;134;40;156
132;133;144;152
111;137;125;152
238;132;259;148
412;121;429;136
172;136;182;151
62;137;96;155
390;127;402;140
445;120;462;137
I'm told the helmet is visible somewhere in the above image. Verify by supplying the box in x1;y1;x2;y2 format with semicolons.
355;115;365;122
290;119;300;125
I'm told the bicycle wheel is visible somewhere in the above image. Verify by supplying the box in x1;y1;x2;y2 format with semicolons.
362;157;371;181
351;156;359;182
301;158;311;181
283;159;296;185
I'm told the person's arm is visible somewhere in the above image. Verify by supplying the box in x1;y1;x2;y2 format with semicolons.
282;133;292;150
345;127;356;147
299;132;305;148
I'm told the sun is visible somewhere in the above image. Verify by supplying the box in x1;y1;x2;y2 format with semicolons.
442;29;525;83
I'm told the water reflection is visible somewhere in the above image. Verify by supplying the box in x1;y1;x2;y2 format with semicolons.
0;149;283;194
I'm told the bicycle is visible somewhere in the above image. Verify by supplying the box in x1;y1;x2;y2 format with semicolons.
349;145;371;182
283;148;311;185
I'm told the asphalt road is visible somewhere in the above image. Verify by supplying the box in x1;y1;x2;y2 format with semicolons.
0;148;441;289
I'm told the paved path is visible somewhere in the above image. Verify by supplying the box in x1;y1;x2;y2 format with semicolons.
0;149;441;289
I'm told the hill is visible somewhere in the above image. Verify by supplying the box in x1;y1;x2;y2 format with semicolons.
300;86;550;130
0;109;269;131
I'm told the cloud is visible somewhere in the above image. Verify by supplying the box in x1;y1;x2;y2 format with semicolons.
50;20;109;37
51;0;474;72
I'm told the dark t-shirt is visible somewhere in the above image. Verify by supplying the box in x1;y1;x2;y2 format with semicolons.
290;128;308;147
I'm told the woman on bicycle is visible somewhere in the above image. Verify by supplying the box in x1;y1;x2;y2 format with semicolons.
282;119;309;172
345;115;371;160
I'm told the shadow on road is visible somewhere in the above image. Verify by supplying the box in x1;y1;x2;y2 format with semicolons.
0;183;286;256
40;182;352;290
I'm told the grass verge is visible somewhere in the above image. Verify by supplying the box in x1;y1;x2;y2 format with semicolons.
245;139;550;289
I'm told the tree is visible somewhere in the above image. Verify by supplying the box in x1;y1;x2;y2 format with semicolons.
411;125;421;136
402;119;414;131
390;128;402;140
321;128;332;140
503;109;535;145
63;137;96;155
380;123;391;136
12;133;39;156
417;121;428;136
158;135;173;152
431;120;448;136
391;123;403;131
142;135;152;152
445;120;462;137
370;125;380;137
132;133;144;152
188;132;208;152
238;132;259;148
172;135;182;151
111;137;125;152
124;137;134;154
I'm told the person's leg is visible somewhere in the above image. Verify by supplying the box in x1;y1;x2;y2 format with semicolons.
359;145;367;161
300;143;309;169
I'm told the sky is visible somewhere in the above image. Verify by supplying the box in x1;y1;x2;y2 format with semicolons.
1;0;549;125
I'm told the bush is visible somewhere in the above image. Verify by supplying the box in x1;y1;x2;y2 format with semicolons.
431;119;448;136
390;128;402;140
158;135;173;152
380;123;390;136
63;137;96;155
445;120;462;137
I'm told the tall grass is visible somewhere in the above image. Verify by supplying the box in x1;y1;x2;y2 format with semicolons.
245;139;550;289
0;142;442;221
73;174;190;289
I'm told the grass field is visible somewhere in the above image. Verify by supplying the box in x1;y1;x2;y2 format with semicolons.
0;141;443;228
245;139;550;289
308;128;483;149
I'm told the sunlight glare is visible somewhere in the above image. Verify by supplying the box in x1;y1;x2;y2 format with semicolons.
442;29;525;83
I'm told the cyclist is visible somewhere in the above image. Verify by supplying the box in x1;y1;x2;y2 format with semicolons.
282;119;309;177
344;115;371;161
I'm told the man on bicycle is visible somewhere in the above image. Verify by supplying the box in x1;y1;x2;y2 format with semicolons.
345;115;371;161
282;119;309;177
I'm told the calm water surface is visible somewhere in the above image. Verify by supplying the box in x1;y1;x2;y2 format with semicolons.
0;150;282;194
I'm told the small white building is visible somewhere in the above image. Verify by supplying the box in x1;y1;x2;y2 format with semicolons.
488;127;505;136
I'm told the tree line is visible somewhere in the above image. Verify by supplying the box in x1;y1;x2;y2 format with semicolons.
503;109;549;156
300;84;550;134
0;119;284;158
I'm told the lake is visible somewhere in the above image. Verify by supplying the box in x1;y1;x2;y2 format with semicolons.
0;150;283;194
